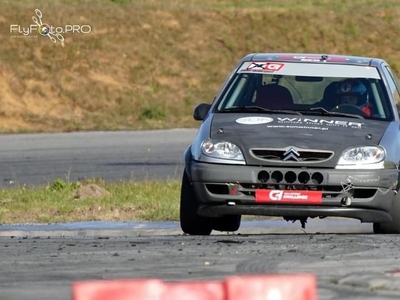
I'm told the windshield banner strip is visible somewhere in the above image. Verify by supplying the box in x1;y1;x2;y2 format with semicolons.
239;62;380;79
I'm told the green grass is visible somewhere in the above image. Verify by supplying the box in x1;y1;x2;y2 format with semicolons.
0;179;181;224
0;178;269;224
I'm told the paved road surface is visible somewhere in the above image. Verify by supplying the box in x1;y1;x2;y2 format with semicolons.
0;129;197;188
1;219;400;300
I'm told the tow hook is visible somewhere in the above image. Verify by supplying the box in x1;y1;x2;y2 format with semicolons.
341;197;352;206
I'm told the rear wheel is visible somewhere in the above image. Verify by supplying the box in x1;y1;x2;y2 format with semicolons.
179;170;212;235
373;196;400;234
212;215;241;232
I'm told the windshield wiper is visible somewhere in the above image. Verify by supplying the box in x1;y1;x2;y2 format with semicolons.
301;107;365;119
219;106;303;115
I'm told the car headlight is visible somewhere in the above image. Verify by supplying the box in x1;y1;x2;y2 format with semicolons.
336;146;385;169
201;139;245;162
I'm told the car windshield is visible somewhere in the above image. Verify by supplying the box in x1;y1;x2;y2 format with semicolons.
216;62;394;120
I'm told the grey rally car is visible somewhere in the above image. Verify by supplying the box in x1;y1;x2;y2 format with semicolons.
180;53;400;235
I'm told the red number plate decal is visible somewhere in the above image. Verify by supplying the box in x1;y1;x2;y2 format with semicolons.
255;189;323;204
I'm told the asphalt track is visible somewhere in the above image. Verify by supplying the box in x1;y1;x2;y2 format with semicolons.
1;129;400;300
0;129;193;188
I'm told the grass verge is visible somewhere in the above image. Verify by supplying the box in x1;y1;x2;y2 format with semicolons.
0;179;181;224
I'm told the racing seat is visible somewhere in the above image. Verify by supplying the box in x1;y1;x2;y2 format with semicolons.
318;81;339;110
254;84;294;110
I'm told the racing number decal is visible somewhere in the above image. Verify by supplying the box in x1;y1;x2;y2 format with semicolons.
255;189;323;204
246;62;284;72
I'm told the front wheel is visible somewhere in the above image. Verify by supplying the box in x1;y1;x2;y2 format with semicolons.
179;170;212;235
373;196;400;234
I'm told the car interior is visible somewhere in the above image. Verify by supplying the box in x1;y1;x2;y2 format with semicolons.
217;72;394;120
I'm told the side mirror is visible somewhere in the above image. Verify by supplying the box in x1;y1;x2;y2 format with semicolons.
193;103;211;121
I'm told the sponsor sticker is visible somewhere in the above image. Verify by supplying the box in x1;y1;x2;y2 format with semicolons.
246;62;284;72
278;55;348;62
236;116;274;125
276;117;364;128
255;189;323;204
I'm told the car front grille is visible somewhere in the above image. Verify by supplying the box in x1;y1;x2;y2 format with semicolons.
251;148;333;162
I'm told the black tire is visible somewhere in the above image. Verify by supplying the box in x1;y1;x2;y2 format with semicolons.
212;215;241;232
180;170;212;235
373;197;400;234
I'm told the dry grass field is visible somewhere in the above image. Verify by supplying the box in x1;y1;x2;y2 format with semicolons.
1;0;400;133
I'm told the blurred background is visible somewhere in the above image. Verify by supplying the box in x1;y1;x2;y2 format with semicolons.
1;0;399;133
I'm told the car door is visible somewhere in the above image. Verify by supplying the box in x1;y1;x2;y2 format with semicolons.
381;63;400;118
380;62;400;168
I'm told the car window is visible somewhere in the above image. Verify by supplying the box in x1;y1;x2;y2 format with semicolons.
216;62;393;120
382;65;400;113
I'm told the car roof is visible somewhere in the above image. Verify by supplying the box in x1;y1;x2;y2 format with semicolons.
241;53;386;67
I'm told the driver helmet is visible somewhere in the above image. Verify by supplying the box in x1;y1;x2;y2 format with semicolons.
334;78;371;116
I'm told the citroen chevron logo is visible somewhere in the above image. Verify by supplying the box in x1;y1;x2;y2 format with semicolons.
283;147;300;161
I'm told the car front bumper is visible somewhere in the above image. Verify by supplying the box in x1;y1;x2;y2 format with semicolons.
189;160;399;223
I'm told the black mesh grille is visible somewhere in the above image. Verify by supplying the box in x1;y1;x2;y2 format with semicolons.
251;149;333;162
